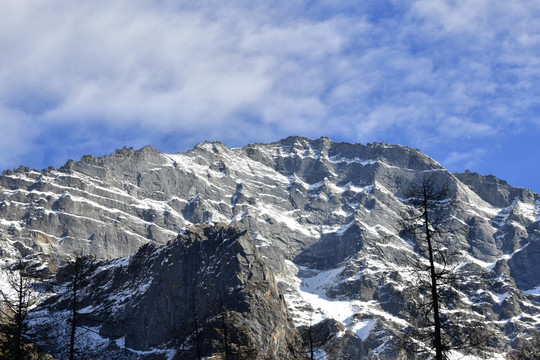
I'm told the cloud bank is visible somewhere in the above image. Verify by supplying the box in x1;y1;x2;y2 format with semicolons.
0;0;539;189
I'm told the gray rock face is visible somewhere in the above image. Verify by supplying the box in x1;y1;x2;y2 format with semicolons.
455;170;537;208
1;136;540;358
0;138;445;268
33;223;304;359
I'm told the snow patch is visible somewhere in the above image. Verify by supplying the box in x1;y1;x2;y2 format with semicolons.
524;285;540;296
490;199;517;227
281;260;407;343
115;336;126;348
491;292;510;305
466;241;530;270
350;319;377;340
329;156;378;166
125;346;177;360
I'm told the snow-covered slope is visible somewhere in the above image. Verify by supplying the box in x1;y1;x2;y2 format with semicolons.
1;136;539;358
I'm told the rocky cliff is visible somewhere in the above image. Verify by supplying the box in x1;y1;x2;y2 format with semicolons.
1;136;539;358
32;223;305;359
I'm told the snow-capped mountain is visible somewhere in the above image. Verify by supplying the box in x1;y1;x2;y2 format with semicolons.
1;136;539;359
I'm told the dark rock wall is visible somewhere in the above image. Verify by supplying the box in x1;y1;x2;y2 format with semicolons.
36;223;304;359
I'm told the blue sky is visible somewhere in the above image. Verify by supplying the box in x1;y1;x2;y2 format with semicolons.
1;0;539;192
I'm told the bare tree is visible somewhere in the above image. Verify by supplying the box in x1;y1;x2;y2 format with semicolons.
0;259;44;359
169;289;208;360
187;300;204;360
292;308;357;360
210;299;258;360
62;254;108;360
400;177;491;359
300;313;335;360
68;255;83;360
218;300;232;360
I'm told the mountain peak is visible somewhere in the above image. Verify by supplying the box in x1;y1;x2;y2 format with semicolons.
1;138;538;358
456;169;537;207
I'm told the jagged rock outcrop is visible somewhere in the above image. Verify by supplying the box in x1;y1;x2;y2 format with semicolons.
456;170;540;290
455;169;537;208
32;223;305;360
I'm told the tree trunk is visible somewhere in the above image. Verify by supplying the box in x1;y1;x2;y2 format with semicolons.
423;193;443;360
15;273;24;360
69;257;80;360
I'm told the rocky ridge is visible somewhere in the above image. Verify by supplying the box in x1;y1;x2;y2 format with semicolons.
31;223;304;359
0;136;539;358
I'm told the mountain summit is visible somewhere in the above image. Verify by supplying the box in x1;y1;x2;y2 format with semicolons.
1;137;539;359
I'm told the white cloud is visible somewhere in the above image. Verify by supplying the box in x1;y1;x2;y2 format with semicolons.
411;0;491;35
437;116;494;138
0;107;38;170
240;22;344;58
0;1;354;129
444;148;487;170
0;0;539;171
